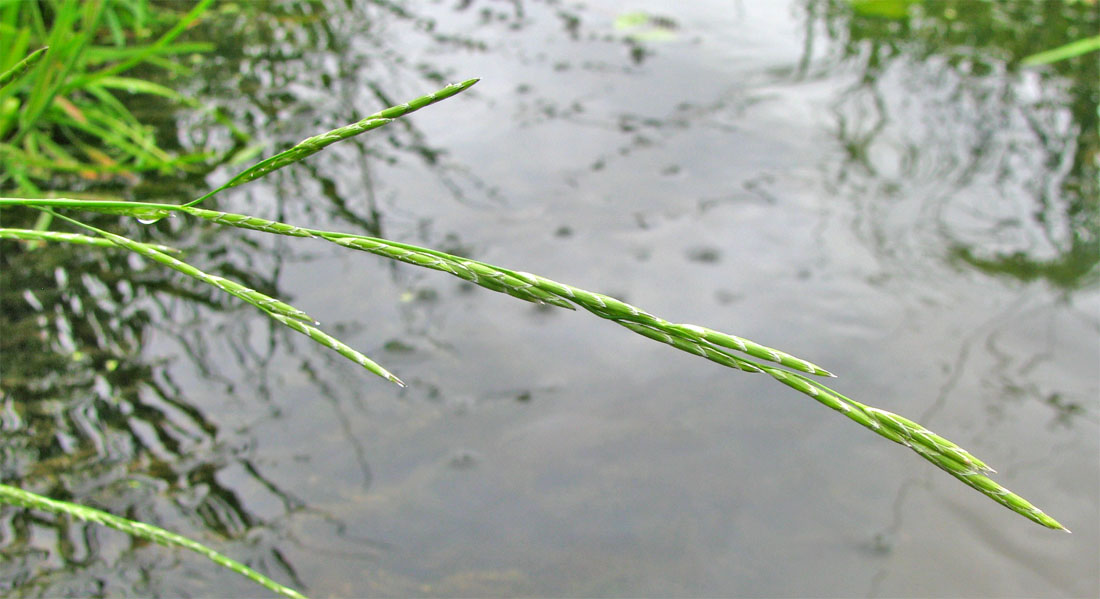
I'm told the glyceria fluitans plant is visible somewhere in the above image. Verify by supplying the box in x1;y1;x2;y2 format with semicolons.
0;0;221;191
0;52;1067;598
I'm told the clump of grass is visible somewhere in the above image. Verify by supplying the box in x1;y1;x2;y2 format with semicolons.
0;49;1069;599
0;0;220;193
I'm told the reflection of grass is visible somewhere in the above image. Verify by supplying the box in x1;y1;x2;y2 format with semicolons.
949;243;1100;290
0;13;1074;597
819;0;1099;288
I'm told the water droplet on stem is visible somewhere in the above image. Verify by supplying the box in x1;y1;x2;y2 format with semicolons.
136;211;173;225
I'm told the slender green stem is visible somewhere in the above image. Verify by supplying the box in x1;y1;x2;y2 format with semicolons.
92;226;319;325
27;208;405;386
0;198;831;375
0;227;181;253
269;313;405;387
0;483;308;599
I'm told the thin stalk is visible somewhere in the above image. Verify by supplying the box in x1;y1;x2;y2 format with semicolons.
1022;34;1100;66
31;208;404;386
0;199;830;375
0;227;181;253
0;483;308;599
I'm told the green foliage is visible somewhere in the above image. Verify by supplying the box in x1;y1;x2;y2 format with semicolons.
0;0;216;192
847;0;919;19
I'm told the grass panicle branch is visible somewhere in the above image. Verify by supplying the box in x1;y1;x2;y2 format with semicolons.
0;484;307;599
186;78;481;207
40;209;404;387
268;313;405;387
88;223;319;325
3;196;1068;532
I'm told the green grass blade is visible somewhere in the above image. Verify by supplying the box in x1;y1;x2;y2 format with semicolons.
65;0;216;90
0;46;48;90
0;483;308;599
16;2;89;140
94;74;187;99
47;98;175;166
1021;35;1100;66
83;42;216;65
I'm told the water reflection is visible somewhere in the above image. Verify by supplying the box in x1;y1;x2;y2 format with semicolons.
0;224;272;592
795;0;1097;436
802;0;1098;288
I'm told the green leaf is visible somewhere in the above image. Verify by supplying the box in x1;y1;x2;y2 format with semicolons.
848;0;917;19
1021;35;1100;66
0;46;48;91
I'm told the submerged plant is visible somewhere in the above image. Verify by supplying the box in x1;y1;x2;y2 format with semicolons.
0;50;1068;598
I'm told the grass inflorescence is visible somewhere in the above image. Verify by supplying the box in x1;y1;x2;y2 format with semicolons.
0;32;1071;599
0;191;1069;535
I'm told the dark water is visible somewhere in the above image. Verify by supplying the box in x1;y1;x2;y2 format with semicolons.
2;1;1097;597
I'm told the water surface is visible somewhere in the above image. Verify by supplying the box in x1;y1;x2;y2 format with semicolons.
2;1;1096;597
